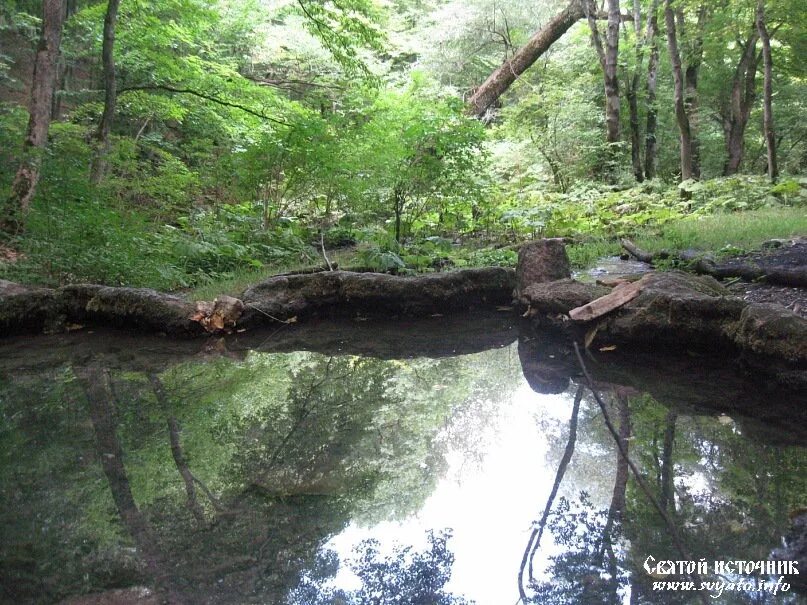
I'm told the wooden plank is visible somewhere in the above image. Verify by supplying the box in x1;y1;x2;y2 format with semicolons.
569;280;643;322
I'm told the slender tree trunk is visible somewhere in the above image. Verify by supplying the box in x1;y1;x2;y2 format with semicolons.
2;0;66;233
681;6;707;179
607;394;631;524
74;366;163;582
90;0;121;184
51;0;77;120
467;0;585;117
76;364;185;603
627;0;645;182
664;0;693;183
756;0;778;181
392;186;405;244
586;0;621;180
604;0;622;147
659;410;677;513
723;32;759;175
644;0;660;179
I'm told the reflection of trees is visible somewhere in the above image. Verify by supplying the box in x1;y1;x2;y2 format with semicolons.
519;385;583;599
527;493;624;605
0;347;514;603
288;530;471;605
521;368;807;605
522;387;631;605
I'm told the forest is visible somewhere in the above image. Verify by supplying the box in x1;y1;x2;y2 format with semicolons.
0;0;805;296
1;2;807;603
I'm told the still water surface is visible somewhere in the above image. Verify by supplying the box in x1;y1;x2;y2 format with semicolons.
0;318;804;604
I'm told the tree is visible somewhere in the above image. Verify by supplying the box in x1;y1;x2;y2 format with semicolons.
89;0;121;184
356;85;485;243
585;0;622;179
721;27;759;175
467;0;587;118
756;0;777;181
2;0;66;233
664;0;694;184
644;0;661;179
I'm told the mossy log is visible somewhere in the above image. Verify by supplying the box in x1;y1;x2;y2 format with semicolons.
0;268;516;337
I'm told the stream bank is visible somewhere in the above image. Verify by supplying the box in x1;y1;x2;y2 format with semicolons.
1;238;805;387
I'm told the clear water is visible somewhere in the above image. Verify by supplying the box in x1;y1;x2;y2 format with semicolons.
0;317;804;604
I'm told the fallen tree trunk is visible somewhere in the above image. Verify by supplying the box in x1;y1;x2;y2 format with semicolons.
239;268;516;327
467;0;586;117
0;268;516;337
467;1;636;118
620;238;807;288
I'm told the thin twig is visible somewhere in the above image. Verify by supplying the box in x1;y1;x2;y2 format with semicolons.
245;302;295;324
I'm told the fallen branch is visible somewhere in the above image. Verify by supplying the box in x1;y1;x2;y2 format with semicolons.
620;238;669;264
621;239;807;288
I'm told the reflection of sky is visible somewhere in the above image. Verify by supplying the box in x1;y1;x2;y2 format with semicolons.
326;377;614;604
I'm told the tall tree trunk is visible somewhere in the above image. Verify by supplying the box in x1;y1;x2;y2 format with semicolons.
644;0;660;179
664;0;693;183
467;0;585;117
681;6;707;179
659;410;677;513
604;0;622;147
756;0;778;182
74;366;162;580
149;373;207;524
2;0;66;233
586;0;621;180
627;0;646;182
76;365;186;603
723;31;759;175
607;394;631;525
51;0;77;120
90;0;121;184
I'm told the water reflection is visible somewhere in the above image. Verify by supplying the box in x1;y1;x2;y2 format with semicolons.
0;319;804;604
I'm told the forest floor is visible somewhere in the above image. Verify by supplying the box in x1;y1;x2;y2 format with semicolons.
723;237;807;317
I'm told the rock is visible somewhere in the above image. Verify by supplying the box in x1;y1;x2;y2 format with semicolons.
514;239;571;301
732;303;807;363
240;268;516;325
62;285;203;335
517;336;571;394
520;278;609;315
603;271;746;349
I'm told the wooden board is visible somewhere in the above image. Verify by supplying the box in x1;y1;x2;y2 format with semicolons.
568;280;643;322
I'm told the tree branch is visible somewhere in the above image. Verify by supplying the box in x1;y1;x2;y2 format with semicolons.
117;84;289;125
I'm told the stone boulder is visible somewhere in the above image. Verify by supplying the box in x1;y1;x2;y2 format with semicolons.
514;239;571;303
520;278;609;316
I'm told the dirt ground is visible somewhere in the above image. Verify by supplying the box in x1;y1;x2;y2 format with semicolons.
723;237;807;318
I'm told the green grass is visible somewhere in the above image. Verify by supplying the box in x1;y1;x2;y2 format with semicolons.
183;247;361;301
632;207;807;255
564;207;806;269
566;238;622;269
